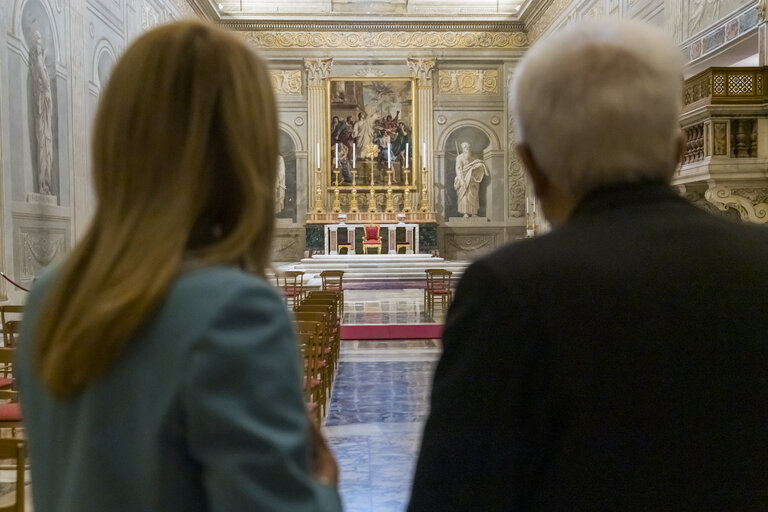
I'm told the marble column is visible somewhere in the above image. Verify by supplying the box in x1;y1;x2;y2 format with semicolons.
304;57;334;212
407;57;437;212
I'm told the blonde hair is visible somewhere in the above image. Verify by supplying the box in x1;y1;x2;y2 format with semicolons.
511;19;683;197
36;21;278;398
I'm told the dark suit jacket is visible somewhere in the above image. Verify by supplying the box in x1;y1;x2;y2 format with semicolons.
408;182;768;511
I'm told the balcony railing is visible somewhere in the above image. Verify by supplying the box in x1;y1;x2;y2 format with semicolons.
683;67;768;112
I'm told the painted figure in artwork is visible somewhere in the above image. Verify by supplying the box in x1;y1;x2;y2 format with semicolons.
274;154;286;214
29;30;53;196
454;141;489;217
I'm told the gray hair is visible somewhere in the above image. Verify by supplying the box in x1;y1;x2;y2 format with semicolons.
511;19;683;197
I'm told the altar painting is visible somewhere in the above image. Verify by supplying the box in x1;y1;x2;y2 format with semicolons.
329;79;415;188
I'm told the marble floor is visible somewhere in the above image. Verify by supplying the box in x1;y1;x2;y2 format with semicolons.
325;340;440;512
326;289;445;512
342;289;447;325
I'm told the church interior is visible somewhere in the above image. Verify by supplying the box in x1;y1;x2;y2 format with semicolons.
1;0;767;510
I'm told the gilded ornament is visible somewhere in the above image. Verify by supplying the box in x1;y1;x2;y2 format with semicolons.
438;70;499;95
270;70;302;95
246;31;527;50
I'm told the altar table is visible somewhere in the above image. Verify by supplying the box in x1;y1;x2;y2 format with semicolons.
324;223;419;255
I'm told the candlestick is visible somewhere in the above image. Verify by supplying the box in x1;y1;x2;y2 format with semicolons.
350;171;359;213
314;167;324;213
419;166;429;213
335;143;338;169
403;169;412;213
385;170;394;213
352;143;356;169
387;143;391;168
368;186;377;213
332;170;341;213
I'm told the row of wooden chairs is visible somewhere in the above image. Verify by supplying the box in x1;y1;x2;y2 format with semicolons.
0;305;22;348
0;305;29;511
292;290;343;425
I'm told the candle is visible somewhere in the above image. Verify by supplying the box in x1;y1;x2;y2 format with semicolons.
405;144;409;168
352;143;356;168
422;143;426;169
335;143;338;169
387;143;391;168
316;143;320;170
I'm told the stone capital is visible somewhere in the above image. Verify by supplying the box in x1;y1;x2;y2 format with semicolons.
303;57;334;86
406;57;437;84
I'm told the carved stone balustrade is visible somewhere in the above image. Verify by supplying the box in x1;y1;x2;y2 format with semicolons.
676;67;768;224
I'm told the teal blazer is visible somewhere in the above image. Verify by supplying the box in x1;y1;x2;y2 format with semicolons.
18;266;342;512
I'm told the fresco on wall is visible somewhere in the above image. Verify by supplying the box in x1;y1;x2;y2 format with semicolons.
667;0;751;42
444;126;491;219
277;130;297;222
22;0;59;203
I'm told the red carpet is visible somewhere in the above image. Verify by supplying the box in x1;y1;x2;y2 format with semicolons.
340;324;443;340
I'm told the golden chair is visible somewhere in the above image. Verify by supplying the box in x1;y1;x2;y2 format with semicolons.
362;225;382;254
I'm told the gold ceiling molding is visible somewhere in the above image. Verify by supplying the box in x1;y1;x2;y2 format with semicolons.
438;70;499;94
220;20;525;32
245;31;528;49
526;0;571;42
270;70;303;95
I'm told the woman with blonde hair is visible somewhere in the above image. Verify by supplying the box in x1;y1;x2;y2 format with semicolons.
17;20;341;511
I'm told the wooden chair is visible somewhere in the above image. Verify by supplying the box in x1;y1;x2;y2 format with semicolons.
305;291;342;320
0;437;26;512
424;269;453;314
294;316;333;414
276;271;305;309
319;271;344;314
0;348;15;390
295;303;339;372
0;306;22;348
294;321;325;423
362;225;382;254
0;390;23;432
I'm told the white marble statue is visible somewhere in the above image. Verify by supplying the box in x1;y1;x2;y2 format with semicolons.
454;141;489;217
274;154;286;214
29;31;53;196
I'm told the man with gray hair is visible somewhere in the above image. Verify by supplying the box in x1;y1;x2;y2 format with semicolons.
409;19;768;511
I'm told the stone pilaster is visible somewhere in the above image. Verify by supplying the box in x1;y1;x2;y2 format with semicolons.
303;57;333;213
70;1;92;238
407;56;437;213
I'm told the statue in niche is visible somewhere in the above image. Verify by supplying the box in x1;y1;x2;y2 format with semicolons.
29;30;53;196
274;155;286;214
454;141;490;217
